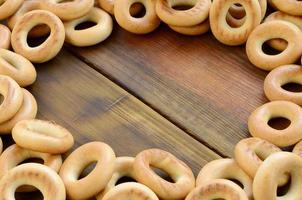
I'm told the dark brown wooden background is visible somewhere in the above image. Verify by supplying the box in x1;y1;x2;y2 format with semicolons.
6;22;277;199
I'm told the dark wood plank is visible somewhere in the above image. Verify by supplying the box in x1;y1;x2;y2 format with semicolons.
7;50;220;199
68;25;269;157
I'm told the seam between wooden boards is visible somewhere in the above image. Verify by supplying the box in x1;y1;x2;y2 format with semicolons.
66;47;227;158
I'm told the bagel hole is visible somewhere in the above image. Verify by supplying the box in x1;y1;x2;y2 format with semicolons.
228;4;246;19
15;188;43;199
268;117;291;130
130;3;146;18
262;39;288;55
277;175;291;196
227;178;244;189
75;21;97;30
79;161;97;179
282;82;302;92
27;24;51;48
0;94;4;105
172;5;194;10
116;176;137;185
19;158;44;165
151;166;174;183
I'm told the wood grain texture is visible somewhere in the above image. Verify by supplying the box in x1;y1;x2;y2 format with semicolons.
68;25;270;157
5;50;219;199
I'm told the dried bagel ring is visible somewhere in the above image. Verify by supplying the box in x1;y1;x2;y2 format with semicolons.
0;144;62;192
102;182;159;200
96;157;137;199
210;0;261;46
7;0;50;38
246;21;302;71
196;159;253;200
0;25;11;49
0;89;37;134
270;0;302;16
11;10;65;63
0;0;24;20
39;0;94;21
234;137;288;185
253;152;302;200
186;179;248;200
0;163;66;200
12;119;74;154
0;49;36;87
229;0;267;20
264;65;302;105
169;19;210;36
293;140;302;157
0;75;23;124
265;11;302;51
133;149;195;199
155;0;211;27
114;0;161;34
64;7;113;47
248;101;302;147
98;0;143;15
59;142;116;200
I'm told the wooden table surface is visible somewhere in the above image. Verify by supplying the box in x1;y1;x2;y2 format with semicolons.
10;23;273;199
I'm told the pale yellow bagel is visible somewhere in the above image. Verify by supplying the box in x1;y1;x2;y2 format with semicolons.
39;0;94;21
155;0;211;27
210;0;261;46
0;49;36;87
234;137;288;186
7;0;50;38
169;19;210;36
59;142;116;200
133;149;195;199
248;101;302;147
0;144;62;192
0;24;11;49
253;152;302;200
0;0;24;20
271;0;302;16
186;179;248;200
64;7;113;47
96;157;137;199
11;10;65;63
12;119;74;154
265;11;302;51
0;163;66;200
0;75;23;124
0;89;37;134
114;0;161;34
246;21;302;71
102;182;159;200
264;65;302;105
196;159;253;200
98;0;143;15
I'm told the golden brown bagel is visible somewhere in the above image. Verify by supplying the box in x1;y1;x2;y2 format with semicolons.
246;21;302;71
59;142;116;200
270;0;302;16
11;10;65;63
248;101;302;147
0;0;24;20
133;148;195;200
0;89;37;134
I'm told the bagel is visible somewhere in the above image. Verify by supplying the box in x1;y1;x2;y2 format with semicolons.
270;0;302;16
12;119;74;154
0;0;24;20
0;49;37;87
64;7;113;47
169;19;210;36
246;21;302;71
248;101;302;147
133;148;195;199
98;0;143;15
11;10;65;63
